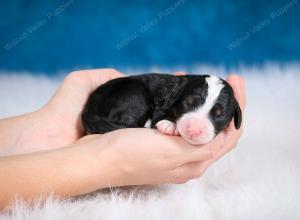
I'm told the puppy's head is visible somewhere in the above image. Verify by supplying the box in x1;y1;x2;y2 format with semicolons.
175;75;242;145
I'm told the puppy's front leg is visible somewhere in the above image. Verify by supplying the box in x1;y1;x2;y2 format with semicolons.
155;120;179;136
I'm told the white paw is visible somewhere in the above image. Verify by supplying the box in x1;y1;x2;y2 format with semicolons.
156;120;179;136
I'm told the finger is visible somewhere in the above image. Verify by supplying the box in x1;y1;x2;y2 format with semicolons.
225;119;243;138
202;127;239;164
184;134;230;172
75;134;101;144
224;74;246;141
83;68;124;77
222;73;244;146
212;113;244;161
85;68;125;89
174;71;187;76
172;130;225;165
207;132;225;154
171;159;212;181
173;142;213;165
213;131;238;160
227;74;246;112
182;146;212;163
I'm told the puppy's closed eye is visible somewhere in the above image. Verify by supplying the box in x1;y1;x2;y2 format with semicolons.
211;104;225;119
183;95;201;108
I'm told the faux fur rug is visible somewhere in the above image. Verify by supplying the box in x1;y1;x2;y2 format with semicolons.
0;64;300;220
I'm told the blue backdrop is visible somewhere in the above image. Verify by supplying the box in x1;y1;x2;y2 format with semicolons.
0;0;299;74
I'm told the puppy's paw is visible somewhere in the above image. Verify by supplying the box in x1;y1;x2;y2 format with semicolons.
156;120;179;136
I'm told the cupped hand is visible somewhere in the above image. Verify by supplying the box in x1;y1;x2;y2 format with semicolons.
74;128;215;187
37;69;124;148
34;70;245;187
75;75;245;186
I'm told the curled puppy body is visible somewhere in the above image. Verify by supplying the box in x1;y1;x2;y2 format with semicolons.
82;73;242;145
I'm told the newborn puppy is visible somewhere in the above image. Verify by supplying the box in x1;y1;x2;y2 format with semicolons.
82;73;242;145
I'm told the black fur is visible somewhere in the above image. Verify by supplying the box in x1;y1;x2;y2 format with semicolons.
82;73;242;136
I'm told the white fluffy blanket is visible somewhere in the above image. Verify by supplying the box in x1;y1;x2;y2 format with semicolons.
0;64;300;220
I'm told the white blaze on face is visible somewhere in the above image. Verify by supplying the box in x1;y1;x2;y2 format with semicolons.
177;76;224;145
197;76;224;116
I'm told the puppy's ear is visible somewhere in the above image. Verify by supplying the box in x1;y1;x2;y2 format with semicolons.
233;99;242;129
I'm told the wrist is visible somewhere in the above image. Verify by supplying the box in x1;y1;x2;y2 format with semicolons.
87;138;121;189
79;135;127;189
0;108;65;155
0;110;43;155
19;110;63;152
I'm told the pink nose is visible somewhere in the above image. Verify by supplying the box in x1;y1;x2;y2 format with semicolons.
186;119;206;139
188;129;202;138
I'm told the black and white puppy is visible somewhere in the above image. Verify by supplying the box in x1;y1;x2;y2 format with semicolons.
82;73;242;145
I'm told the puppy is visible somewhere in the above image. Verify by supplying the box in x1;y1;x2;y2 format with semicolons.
82;73;242;145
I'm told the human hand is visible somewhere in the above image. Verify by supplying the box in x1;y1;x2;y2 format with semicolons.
75;128;216;187
35;69;124;149
0;73;245;209
9;69;189;155
73;74;246;187
0;69;126;155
